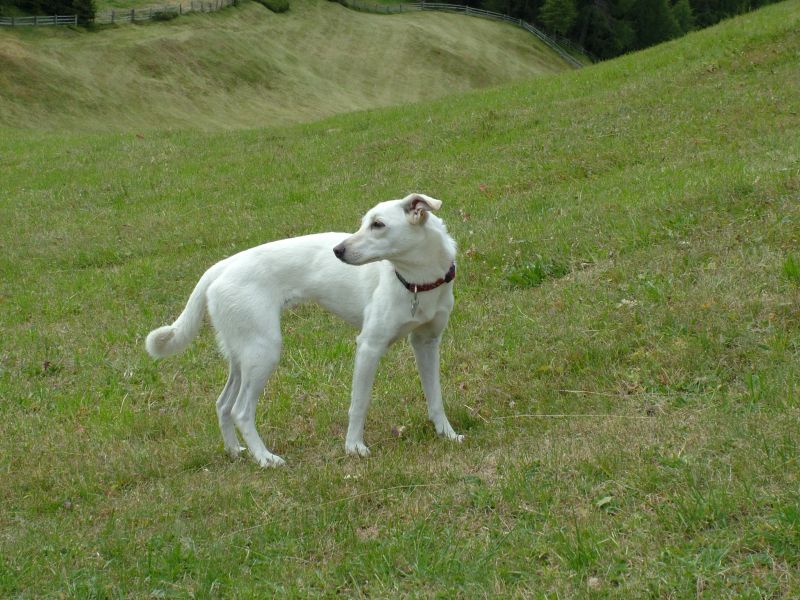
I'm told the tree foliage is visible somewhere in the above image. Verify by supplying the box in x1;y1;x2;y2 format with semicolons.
671;0;695;32
631;0;680;49
539;0;578;36
5;0;95;21
446;0;780;60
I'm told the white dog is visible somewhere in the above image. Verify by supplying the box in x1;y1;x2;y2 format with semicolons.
145;193;463;467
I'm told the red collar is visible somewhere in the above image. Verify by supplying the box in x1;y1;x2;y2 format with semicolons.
394;262;456;293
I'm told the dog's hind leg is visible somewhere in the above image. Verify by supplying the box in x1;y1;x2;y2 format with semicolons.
231;332;286;468
216;360;244;459
410;330;464;443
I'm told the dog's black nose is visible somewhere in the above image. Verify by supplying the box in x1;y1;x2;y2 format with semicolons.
333;243;346;260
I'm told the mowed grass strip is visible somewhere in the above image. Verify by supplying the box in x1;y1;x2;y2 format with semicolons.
1;0;799;596
0;0;570;132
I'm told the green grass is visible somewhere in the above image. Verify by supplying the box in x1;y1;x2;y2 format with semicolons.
1;0;800;596
0;0;570;132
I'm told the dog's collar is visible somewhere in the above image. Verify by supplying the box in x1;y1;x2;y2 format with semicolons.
394;262;456;293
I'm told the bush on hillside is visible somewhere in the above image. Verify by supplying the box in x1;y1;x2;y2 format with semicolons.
254;0;288;12
6;0;95;22
151;8;179;20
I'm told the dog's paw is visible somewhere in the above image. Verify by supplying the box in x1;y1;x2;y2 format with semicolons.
437;425;465;443
254;452;286;468
345;440;371;457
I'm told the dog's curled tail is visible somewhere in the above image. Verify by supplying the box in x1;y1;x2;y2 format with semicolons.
145;261;226;359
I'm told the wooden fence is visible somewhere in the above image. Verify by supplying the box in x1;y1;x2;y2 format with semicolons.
0;14;77;26
94;0;235;23
337;0;591;67
0;0;234;26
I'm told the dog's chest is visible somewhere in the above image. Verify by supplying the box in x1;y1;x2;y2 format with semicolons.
403;287;450;324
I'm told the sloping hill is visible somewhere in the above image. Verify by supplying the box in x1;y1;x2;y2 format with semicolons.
0;0;571;131
1;0;799;596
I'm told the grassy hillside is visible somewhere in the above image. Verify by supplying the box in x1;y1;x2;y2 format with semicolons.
1;0;799;596
0;0;570;131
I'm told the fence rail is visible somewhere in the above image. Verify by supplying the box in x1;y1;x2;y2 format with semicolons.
337;0;591;67
0;0;234;26
94;0;235;23
0;14;77;26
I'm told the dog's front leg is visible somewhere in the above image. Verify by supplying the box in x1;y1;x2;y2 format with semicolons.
345;334;387;457
410;330;464;443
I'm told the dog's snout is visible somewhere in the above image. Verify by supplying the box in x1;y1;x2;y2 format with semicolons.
333;243;346;261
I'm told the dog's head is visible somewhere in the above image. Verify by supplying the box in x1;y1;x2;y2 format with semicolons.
333;193;443;266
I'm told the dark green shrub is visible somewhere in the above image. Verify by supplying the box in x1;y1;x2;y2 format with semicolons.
9;0;95;22
151;8;178;20
254;0;288;12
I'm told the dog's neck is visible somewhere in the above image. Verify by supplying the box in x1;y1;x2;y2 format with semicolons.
390;217;457;286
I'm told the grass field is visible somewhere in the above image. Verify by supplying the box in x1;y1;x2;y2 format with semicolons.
1;0;800;596
0;0;570;132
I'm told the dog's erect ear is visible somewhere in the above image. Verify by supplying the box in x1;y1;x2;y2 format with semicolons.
402;193;442;225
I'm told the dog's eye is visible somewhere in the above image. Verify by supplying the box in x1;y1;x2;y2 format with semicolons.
371;221;385;229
